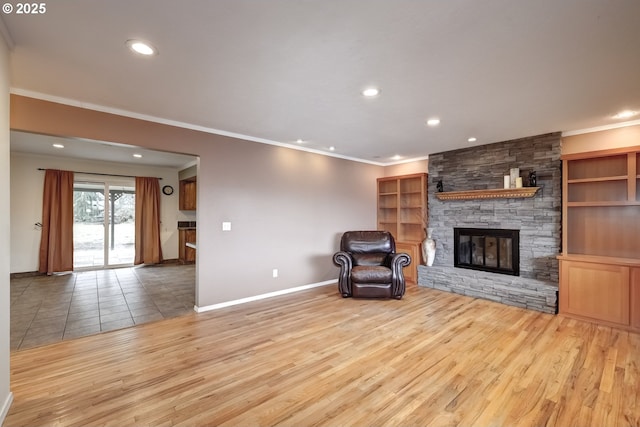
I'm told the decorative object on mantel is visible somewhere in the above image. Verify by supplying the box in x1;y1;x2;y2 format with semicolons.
422;227;436;266
509;167;520;188
435;187;540;201
503;175;510;189
528;171;537;187
436;180;443;192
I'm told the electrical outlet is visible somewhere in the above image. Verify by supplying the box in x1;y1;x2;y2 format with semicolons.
272;269;278;278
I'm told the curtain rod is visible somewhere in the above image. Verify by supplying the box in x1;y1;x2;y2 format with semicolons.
37;168;162;180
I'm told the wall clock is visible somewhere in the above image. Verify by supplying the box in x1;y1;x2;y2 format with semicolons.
162;185;174;195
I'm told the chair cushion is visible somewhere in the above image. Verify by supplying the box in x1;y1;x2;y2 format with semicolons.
351;265;392;284
341;231;395;254
352;252;388;266
352;283;392;299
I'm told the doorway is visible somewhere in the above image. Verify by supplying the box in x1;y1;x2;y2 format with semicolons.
73;178;136;269
10;130;199;350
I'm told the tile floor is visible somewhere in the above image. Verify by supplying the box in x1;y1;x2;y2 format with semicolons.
10;264;195;351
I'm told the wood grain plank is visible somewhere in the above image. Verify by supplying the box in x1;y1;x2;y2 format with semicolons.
5;285;640;427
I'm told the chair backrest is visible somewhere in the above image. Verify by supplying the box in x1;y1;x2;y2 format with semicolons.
340;231;396;255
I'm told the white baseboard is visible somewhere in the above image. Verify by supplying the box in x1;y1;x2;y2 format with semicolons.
194;279;336;313
0;392;13;425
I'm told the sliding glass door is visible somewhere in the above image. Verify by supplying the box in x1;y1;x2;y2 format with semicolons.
73;179;135;269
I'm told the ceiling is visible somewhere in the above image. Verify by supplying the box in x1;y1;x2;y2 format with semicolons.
2;0;640;165
10;131;197;168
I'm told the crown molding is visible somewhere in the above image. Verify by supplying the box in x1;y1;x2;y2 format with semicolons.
9;88;432;167
562;118;640;137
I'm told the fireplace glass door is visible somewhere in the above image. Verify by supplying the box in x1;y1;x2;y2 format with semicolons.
454;228;519;276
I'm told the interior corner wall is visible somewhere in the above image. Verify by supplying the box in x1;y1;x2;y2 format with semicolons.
9;95;383;307
9;152;184;273
0;37;13;425
383;159;428;177
562;123;640;154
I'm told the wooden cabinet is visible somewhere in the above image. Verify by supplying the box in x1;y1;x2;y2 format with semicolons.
178;229;196;264
632;268;640;330
559;146;640;332
377;173;427;282
179;177;197;211
560;260;629;326
396;242;421;284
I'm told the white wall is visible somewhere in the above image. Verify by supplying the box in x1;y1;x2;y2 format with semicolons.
10;152;185;273
0;34;13;425
195;139;380;306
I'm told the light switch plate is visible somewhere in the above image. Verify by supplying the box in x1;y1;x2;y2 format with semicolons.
222;222;231;231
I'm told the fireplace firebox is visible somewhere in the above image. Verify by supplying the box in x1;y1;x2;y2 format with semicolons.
454;228;519;276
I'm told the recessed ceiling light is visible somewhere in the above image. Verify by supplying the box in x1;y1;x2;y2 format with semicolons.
126;39;157;56
426;118;440;126
612;110;638;119
468;137;477;142
296;139;304;144
133;153;143;158
392;155;402;161
52;143;64;149
362;88;380;97
329;146;336;151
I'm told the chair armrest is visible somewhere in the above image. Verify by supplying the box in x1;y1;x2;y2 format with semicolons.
390;253;411;298
333;251;353;297
390;252;411;270
333;251;353;268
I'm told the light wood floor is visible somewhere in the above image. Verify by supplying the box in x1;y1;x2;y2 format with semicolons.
5;284;640;426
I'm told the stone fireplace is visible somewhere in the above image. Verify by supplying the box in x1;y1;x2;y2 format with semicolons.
418;133;561;314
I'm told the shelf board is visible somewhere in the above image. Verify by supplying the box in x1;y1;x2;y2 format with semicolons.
435;187;540;201
567;201;640;207
567;175;628;183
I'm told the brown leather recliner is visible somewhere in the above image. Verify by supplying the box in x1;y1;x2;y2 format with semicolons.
333;231;411;299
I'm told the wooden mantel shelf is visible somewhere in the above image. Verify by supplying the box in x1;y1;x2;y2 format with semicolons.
435;187;540;201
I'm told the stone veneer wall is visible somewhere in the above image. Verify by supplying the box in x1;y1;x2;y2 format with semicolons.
418;133;561;313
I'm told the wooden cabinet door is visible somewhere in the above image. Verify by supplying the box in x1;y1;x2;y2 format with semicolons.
179;179;197;210
560;260;629;326
178;230;186;261
178;229;196;264
631;268;640;330
185;230;196;263
396;242;420;284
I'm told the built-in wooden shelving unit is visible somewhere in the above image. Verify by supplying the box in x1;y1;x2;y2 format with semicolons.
377;173;427;283
559;146;640;333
